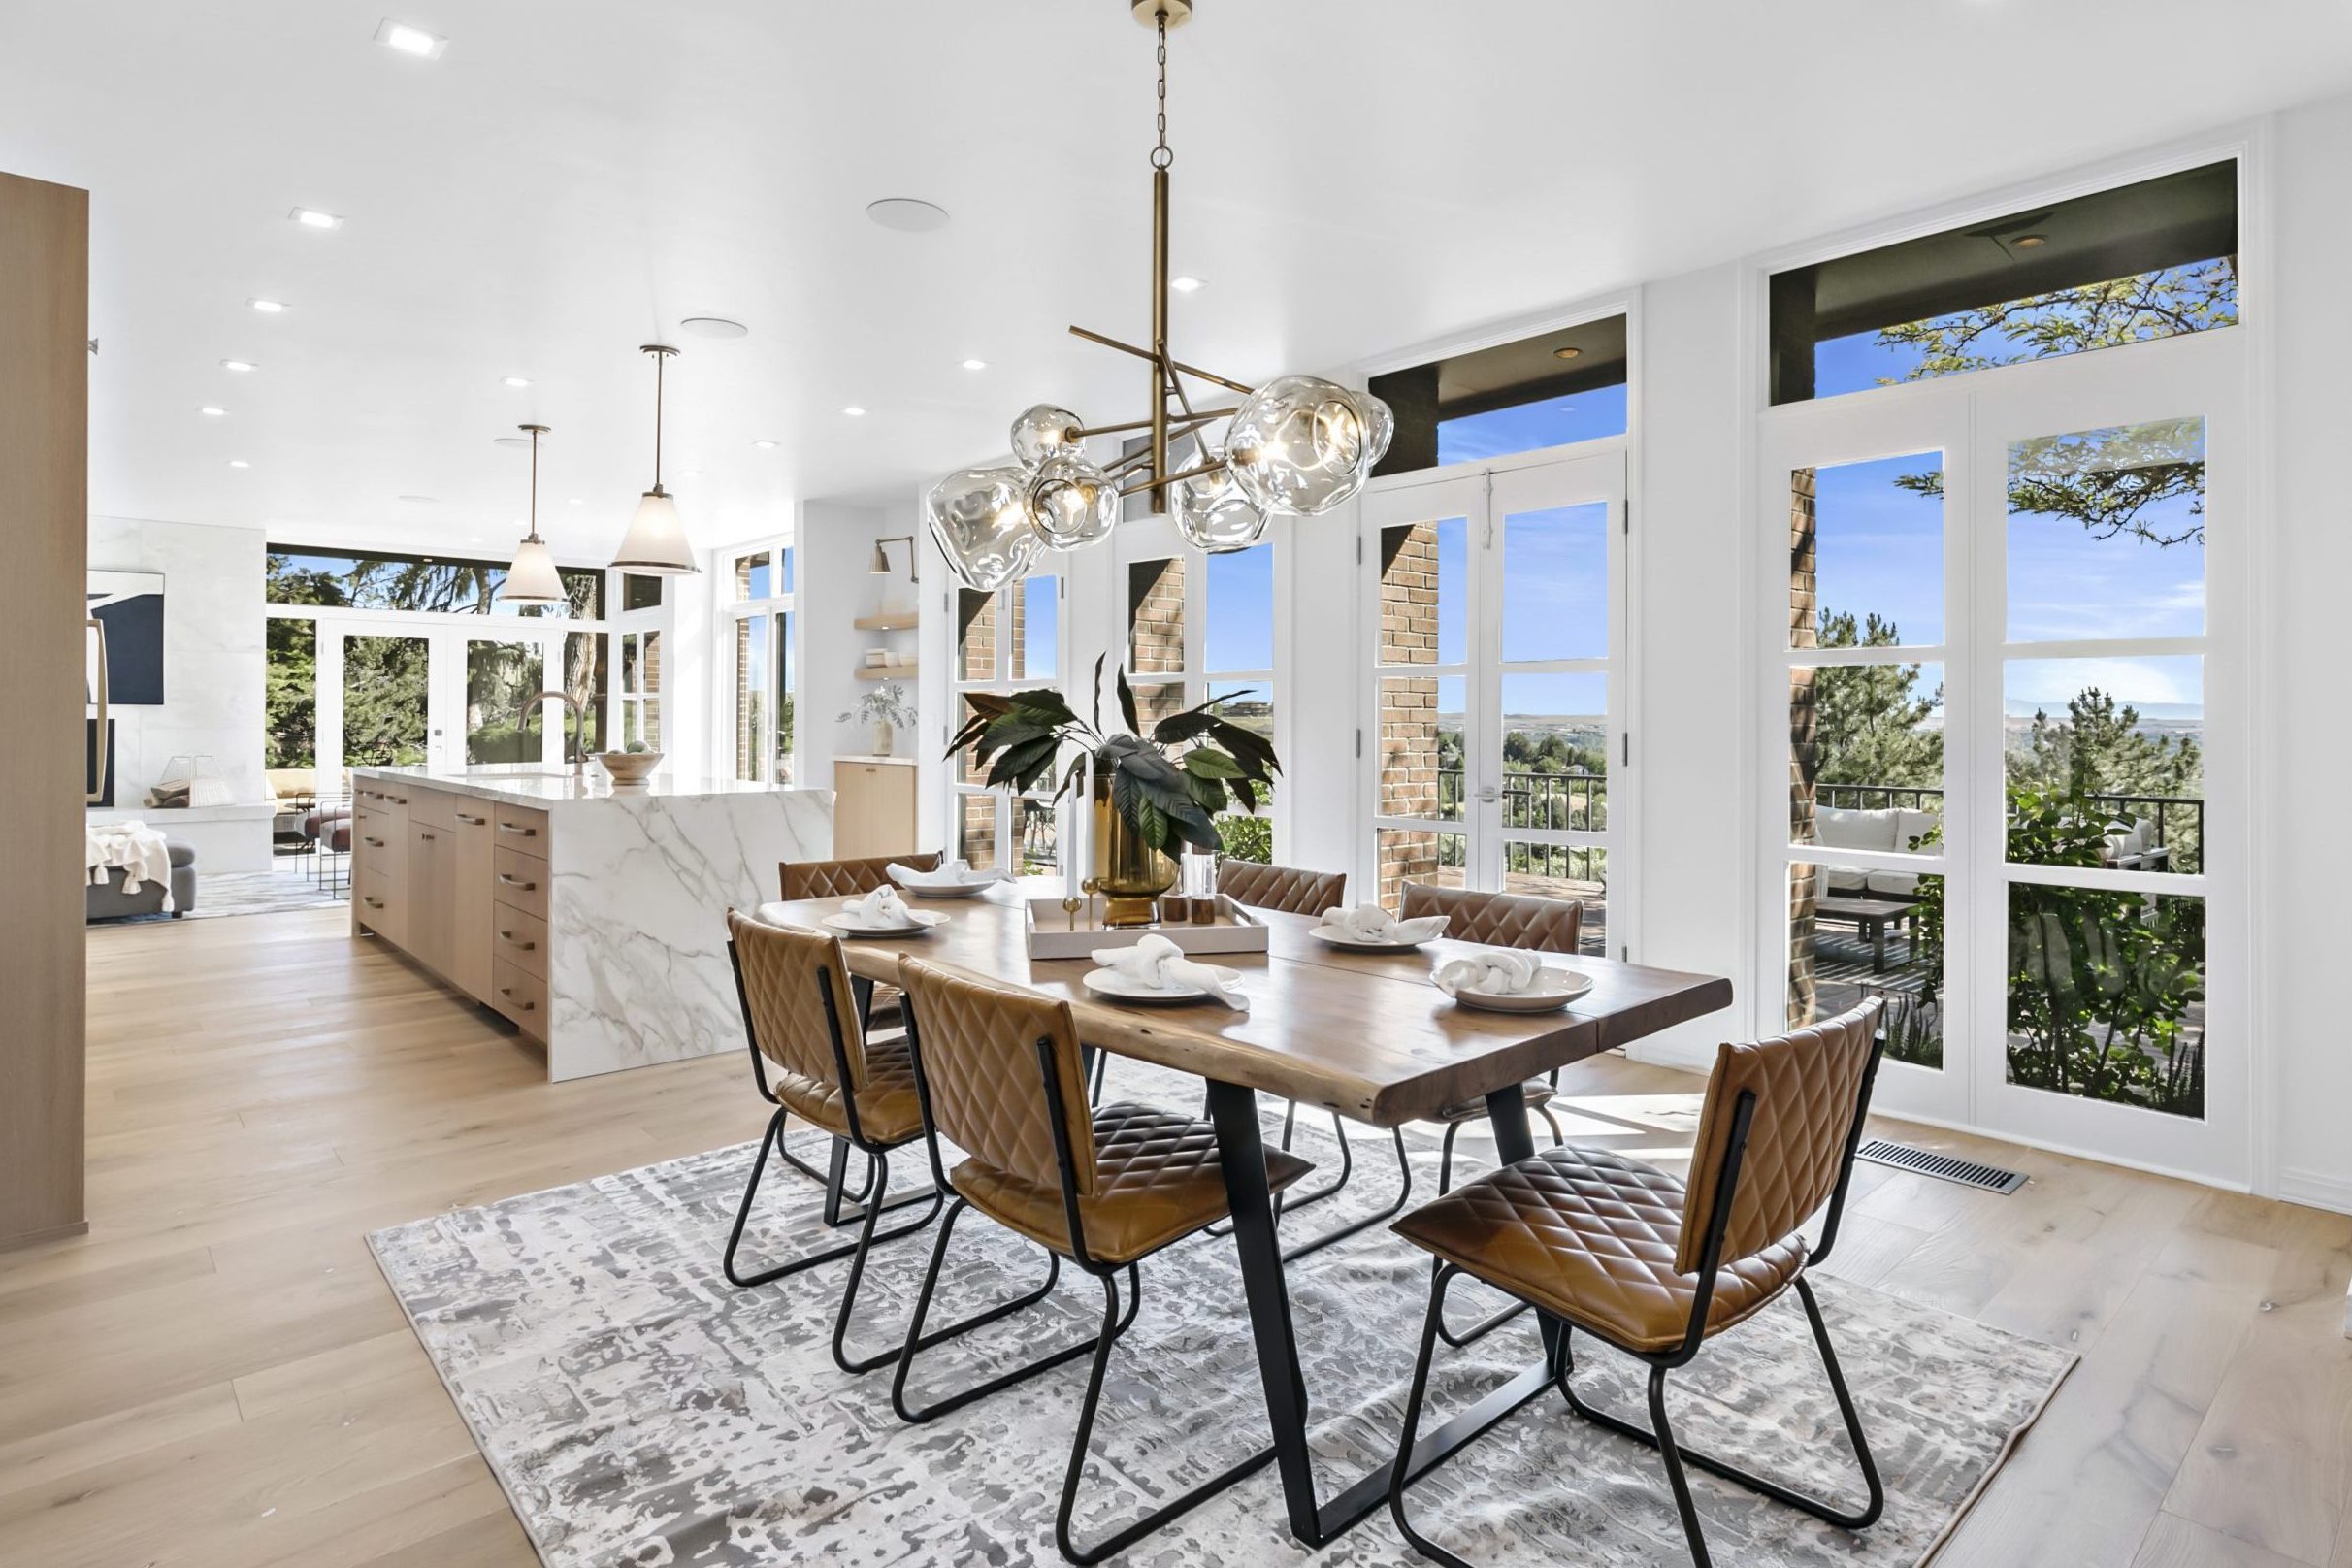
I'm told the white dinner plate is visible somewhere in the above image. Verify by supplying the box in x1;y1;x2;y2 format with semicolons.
887;870;1003;898
1306;926;1429;953
822;909;950;937
1441;967;1595;1013
1082;964;1242;1005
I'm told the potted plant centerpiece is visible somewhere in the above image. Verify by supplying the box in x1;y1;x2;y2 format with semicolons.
949;657;1279;926
841;681;917;758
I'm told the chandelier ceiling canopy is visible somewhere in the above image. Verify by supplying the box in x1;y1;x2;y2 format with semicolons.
927;0;1390;593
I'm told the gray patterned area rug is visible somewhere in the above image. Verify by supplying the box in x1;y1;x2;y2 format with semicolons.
371;1086;2073;1568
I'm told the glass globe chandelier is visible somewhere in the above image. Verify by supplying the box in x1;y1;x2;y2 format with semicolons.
926;0;1390;590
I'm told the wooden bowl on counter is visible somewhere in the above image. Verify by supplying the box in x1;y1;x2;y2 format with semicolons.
597;750;663;788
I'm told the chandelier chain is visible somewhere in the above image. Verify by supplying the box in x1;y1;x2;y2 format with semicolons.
1151;14;1171;170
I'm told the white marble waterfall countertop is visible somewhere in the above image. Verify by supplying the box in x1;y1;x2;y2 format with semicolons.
349;763;789;806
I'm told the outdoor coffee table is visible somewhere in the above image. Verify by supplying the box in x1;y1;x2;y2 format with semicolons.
1815;894;1914;972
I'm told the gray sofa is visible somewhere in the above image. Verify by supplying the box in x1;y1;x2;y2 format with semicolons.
86;840;197;920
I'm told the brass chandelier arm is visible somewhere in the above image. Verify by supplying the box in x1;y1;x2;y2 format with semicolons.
1116;453;1228;499
1070;405;1238;440
1066;324;1255;397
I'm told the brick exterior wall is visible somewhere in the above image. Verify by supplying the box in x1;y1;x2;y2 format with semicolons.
1127;557;1186;675
1786;466;1819;1026
953;583;1030;870
1377;523;1443;911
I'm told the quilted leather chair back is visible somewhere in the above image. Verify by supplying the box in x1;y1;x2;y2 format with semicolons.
1676;998;1881;1275
897;957;1097;1198
1218;861;1346;916
726;909;866;1089
1398;882;1584;954
779;850;941;901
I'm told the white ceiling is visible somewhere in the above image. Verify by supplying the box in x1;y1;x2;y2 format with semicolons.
6;0;2349;560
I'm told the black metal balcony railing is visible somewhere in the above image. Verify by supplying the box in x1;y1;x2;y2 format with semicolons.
1436;768;1609;833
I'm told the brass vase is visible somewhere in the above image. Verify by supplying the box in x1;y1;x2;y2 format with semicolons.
1092;775;1176;927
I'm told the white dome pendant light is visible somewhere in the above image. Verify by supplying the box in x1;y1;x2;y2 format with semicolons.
610;343;700;575
503;423;567;606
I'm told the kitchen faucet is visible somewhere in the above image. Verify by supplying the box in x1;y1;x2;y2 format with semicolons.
520;690;590;782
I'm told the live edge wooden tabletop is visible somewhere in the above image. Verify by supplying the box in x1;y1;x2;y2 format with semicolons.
752;882;1733;1127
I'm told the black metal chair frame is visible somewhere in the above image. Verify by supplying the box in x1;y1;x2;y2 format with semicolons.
890;1009;1281;1567
1388;1040;1888;1568
723;941;1050;1377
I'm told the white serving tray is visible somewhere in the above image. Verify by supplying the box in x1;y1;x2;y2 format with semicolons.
1025;895;1270;961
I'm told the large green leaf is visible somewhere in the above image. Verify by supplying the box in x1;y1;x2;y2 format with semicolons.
1115;664;1141;735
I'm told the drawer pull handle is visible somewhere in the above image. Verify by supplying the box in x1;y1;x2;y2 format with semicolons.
499;931;538;950
498;873;539;891
362;897;383;909
363;836;385;848
457;813;486;825
497;823;539;837
498;987;537;1012
389;796;407;805
419;832;435;841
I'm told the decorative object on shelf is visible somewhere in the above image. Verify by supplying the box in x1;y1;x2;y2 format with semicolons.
610;344;699;575
596;745;663;789
502;424;565;606
868;535;919;583
948;655;1278;927
85;569;164;705
922;0;1390;591
841;680;916;758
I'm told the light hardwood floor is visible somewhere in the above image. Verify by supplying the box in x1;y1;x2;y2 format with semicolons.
5;906;2347;1567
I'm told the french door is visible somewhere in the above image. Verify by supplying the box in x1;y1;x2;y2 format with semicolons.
313;619;566;782
1756;328;2246;1185
1361;444;1627;954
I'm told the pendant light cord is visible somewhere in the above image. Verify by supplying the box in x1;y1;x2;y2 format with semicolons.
529;426;539;540
1151;14;1171;171
652;348;666;492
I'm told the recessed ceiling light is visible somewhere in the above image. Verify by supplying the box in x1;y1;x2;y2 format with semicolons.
248;298;290;313
751;439;779;450
227;459;250;469
961;358;988;372
842;406;866;417
501;375;532;387
198;406;227;417
1552;344;1583;361
678;316;749;340
220;359;257;373
567;497;584;506
684;469;704;479
399;494;438;505
469;535;482;543
374;18;447;58
289;208;342;230
2013;233;2048;249
866;198;950;233
1170;276;1204;293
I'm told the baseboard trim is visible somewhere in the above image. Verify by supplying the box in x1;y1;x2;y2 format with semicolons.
0;1219;89;1254
2276;1167;2352;1218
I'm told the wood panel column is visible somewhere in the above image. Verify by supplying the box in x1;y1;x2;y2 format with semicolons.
0;170;90;1250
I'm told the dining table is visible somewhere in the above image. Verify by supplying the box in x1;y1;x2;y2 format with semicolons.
754;878;1733;1547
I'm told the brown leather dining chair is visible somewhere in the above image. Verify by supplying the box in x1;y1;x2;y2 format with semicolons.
720;911;1055;1374
1386;998;1887;1568
889;955;1314;1566
779;851;941;1033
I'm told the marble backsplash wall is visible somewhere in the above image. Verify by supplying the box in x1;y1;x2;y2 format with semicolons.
87;516;265;807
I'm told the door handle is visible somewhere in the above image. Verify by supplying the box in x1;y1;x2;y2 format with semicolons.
1476;787;1500;803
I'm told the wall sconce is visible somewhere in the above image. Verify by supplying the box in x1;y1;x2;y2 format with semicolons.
870;535;918;582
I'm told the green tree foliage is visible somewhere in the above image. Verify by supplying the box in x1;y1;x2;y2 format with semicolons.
2010;687;2200;802
1810;609;1943;791
1876;258;2237;383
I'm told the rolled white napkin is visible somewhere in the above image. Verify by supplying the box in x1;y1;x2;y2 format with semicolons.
1433;947;1547;997
888;858;984;889
1320;902;1449;945
1091;933;1249;1010
842;886;913;928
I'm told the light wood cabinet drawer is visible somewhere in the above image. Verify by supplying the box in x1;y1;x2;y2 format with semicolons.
492;804;549;855
490;956;547;1038
832;759;918;859
356;866;405;947
490;905;549;980
491;844;549;921
407;784;456;832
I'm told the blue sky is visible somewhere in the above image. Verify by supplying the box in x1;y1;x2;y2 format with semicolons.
1439;382;1627;467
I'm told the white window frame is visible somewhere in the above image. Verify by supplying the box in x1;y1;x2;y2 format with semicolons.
948;568;1069;873
722;539;797;785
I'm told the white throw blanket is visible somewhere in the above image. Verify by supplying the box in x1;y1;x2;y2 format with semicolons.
1319;902;1449;945
1091;933;1249;1010
888;858;988;890
841;886;913;928
87;820;175;911
1432;947;1546;997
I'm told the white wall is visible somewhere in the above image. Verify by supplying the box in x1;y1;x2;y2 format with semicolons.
2263;94;2352;1215
86;515;264;808
797;500;919;791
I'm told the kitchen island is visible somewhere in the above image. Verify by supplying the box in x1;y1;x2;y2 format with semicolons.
348;765;832;1080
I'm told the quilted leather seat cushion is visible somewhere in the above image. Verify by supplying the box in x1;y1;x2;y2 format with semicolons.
1432;1079;1556;1125
1218;861;1347;917
773;1036;927;1148
953;1101;1314;1266
1391;1144;1804;1354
